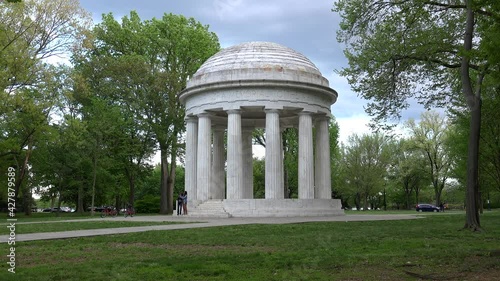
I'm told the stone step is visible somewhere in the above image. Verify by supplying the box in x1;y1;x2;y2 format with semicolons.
189;200;230;218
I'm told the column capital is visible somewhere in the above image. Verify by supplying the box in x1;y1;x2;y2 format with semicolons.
314;115;331;122
197;112;213;118
185;116;198;123
226;109;241;115
264;108;281;114
298;110;314;116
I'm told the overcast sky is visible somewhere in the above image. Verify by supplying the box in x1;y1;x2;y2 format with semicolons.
78;0;425;146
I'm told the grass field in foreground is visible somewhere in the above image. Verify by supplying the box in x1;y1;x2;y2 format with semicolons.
3;211;161;222
0;220;189;235
1;211;499;281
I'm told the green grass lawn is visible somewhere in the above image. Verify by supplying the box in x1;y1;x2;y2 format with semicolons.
1;211;499;280
5;212;161;222
0;221;187;235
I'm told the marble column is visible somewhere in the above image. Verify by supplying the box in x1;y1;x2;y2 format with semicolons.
298;111;314;199
265;109;284;199
315;116;332;199
185;116;198;202
226;110;243;199
212;126;226;199
242;127;254;199
196;113;212;201
280;128;286;198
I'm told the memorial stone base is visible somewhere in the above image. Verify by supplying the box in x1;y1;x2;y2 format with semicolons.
188;199;345;218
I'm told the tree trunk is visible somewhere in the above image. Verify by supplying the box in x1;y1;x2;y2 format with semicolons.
50;195;55;208
415;188;420;206
383;188;387;211
464;98;481;230
435;188;442;207
77;183;84;214
159;147;169;214
56;192;63;218
355;193;360;210
90;156;98;216
405;188;410;210
461;1;481;231
23;183;32;216
15;142;32;210
479;191;483;214
22;140;34;216
284;168;289;198
115;195;120;214
433;179;440;207
129;172;135;207
166;151;176;215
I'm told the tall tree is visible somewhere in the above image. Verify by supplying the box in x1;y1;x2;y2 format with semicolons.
406;111;452;207
79;11;219;214
0;0;91;92
448;83;500;210
341;133;392;210
389;138;428;209
0;0;91;212
334;0;500;230
328;117;342;200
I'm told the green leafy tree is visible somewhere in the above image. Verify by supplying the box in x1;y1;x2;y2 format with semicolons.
406;111;452;207
0;0;91;92
334;0;500;230
77;12;219;214
341;133;392;210
252;158;266;199
389;138;428;209
328;118;342;201
448;85;500;211
0;0;91;213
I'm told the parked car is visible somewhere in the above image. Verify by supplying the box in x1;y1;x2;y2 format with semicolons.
59;207;72;213
87;206;106;212
416;204;440;212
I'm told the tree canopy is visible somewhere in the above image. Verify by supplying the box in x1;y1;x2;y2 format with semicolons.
334;0;500;230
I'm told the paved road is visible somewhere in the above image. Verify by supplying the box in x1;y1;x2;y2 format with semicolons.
1;214;420;243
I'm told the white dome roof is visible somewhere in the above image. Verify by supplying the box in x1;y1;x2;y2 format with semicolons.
186;41;330;88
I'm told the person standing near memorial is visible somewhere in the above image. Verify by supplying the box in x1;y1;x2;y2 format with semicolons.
177;193;184;215
182;191;188;215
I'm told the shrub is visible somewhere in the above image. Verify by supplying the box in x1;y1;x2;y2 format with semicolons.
135;195;160;213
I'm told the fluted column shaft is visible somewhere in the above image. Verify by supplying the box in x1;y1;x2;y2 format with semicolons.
265;109;284;199
298;112;314;199
242;128;254;199
280;128;285;197
212;126;226;199
185;117;198;202
196;113;212;201
227;110;243;199
315;117;332;199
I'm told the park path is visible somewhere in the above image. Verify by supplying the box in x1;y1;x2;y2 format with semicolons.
1;214;420;243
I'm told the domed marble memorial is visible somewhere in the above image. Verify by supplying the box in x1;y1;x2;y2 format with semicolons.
180;41;343;217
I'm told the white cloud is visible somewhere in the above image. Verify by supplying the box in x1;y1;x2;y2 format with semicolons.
335;114;373;144
212;0;283;22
